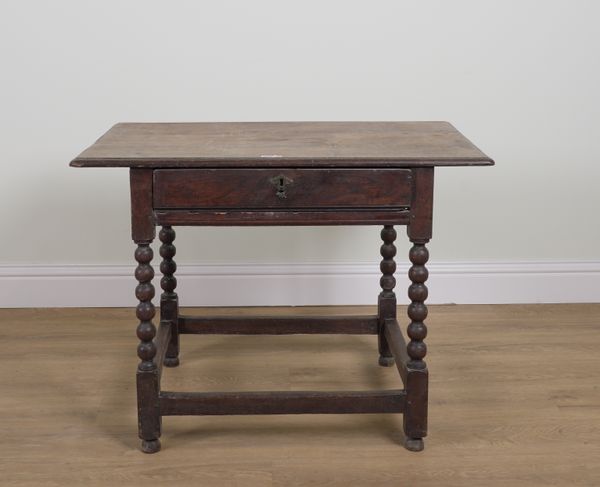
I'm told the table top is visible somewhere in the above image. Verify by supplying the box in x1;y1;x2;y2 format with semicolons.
70;122;493;168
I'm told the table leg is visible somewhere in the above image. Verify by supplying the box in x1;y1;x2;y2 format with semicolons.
159;226;180;367
134;243;161;453
377;225;396;367
403;241;429;451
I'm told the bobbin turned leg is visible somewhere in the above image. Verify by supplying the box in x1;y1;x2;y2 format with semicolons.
403;241;429;452
159;226;180;367
403;167;433;451
135;243;161;453
377;225;396;367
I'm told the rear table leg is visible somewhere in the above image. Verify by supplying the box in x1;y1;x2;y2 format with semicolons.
377;225;396;367
159;226;180;367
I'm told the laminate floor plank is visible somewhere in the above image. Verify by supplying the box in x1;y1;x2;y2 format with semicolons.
0;304;598;486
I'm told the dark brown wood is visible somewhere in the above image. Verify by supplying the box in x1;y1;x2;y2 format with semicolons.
403;167;432;450
383;318;409;383
129;169;155;243
159;390;406;416
153;169;413;209
158;226;179;368
403;241;430;451
406;243;429;370
178;315;379;335
71;121;493;453
377;225;397;367
134;243;161;453
70;122;494;168
154;209;411;226
153;321;171;378
403;369;428;452
407;167;434;242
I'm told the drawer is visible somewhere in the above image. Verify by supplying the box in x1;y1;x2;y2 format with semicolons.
153;169;413;209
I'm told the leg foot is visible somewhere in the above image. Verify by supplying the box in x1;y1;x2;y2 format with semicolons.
163;356;180;367
404;437;424;452
378;355;395;367
141;438;161;453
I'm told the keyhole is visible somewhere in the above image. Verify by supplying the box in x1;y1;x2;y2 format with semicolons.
270;174;292;199
276;177;286;198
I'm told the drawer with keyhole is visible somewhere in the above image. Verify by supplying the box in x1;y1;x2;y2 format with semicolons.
153;168;413;209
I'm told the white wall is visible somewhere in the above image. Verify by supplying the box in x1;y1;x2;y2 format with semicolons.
1;1;599;305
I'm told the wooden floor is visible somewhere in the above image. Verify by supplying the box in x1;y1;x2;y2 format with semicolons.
1;304;599;486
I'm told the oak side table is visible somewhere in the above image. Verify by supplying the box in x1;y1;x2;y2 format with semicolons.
71;122;493;453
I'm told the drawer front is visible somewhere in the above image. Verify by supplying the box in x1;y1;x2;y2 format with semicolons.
153;169;412;209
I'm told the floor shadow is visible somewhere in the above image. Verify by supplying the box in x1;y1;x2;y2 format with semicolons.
162;332;405;447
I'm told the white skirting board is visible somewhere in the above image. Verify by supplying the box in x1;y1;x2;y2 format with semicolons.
0;261;599;308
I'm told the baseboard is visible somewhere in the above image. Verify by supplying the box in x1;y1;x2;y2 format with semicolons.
0;261;598;308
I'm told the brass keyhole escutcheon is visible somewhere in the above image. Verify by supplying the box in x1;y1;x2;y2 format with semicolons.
269;174;293;199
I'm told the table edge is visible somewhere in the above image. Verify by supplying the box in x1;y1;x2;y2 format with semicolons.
70;157;495;168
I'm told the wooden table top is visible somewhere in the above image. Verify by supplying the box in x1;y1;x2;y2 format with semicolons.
70;121;493;168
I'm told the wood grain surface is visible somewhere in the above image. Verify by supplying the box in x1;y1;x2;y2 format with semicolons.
1;304;598;486
70;122;494;168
